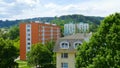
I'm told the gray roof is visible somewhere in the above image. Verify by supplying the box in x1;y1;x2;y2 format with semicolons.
60;33;90;40
53;33;91;52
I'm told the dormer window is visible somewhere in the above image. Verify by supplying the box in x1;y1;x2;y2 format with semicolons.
60;41;69;49
74;41;82;49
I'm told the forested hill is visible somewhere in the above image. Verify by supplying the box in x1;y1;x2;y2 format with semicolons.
52;14;104;26
0;14;104;28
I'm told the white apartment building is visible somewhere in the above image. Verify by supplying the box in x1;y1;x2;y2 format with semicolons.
64;22;89;36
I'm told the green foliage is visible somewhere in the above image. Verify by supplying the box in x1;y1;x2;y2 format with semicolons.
27;43;52;68
57;14;103;25
45;40;55;53
9;25;19;40
27;41;56;68
0;28;9;39
13;39;20;55
89;22;99;32
16;60;30;68
45;41;56;65
51;14;103;26
0;25;19;40
0;20;20;28
76;13;120;68
0;38;19;68
0;26;20;55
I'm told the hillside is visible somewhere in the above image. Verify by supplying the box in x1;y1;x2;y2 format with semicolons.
52;14;104;26
0;14;104;28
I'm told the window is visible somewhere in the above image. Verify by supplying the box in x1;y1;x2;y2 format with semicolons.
42;29;45;32
60;41;69;49
61;53;68;58
27;38;30;41
27;47;30;49
28;34;30;36
61;63;68;68
27;29;30;32
42;33;44;36
27;42;30;45
74;41;82;49
39;29;42;32
27;24;30;27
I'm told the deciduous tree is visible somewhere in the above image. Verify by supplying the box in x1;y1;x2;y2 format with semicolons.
27;43;51;68
9;25;19;40
76;13;120;68
0;38;19;68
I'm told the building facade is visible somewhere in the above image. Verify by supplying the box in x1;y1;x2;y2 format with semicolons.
53;33;90;68
64;22;89;36
20;22;60;60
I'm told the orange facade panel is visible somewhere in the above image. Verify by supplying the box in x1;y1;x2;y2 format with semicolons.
20;23;26;60
31;23;39;44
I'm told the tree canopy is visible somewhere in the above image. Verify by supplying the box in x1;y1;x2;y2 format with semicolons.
0;25;19;40
76;13;120;68
27;43;52;68
45;41;56;65
9;25;19;40
0;38;19;68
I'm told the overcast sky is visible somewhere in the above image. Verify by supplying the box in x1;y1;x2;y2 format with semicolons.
0;0;120;20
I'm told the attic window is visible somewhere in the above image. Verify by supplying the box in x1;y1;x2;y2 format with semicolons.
74;41;82;49
60;41;69;49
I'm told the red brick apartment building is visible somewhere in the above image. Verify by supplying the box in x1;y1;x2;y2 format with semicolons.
20;21;61;60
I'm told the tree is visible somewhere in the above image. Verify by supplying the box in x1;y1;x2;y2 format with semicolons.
27;43;51;68
45;41;55;54
13;39;20;55
45;41;56;68
0;38;19;68
0;28;9;39
89;22;98;32
0;25;19;40
76;13;120;68
9;25;19;40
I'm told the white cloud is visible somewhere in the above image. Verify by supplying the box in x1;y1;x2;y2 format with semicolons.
0;0;120;20
16;0;39;7
42;0;120;17
44;3;58;8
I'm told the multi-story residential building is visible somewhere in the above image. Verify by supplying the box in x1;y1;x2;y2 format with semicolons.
64;22;89;36
20;21;60;60
53;33;90;68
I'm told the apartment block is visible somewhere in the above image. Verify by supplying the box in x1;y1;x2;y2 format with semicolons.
20;22;60;60
64;22;89;36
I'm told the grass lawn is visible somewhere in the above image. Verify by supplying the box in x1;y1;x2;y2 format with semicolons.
16;60;31;68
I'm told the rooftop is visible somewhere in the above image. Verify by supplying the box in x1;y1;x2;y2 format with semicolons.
60;33;91;40
53;33;91;52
